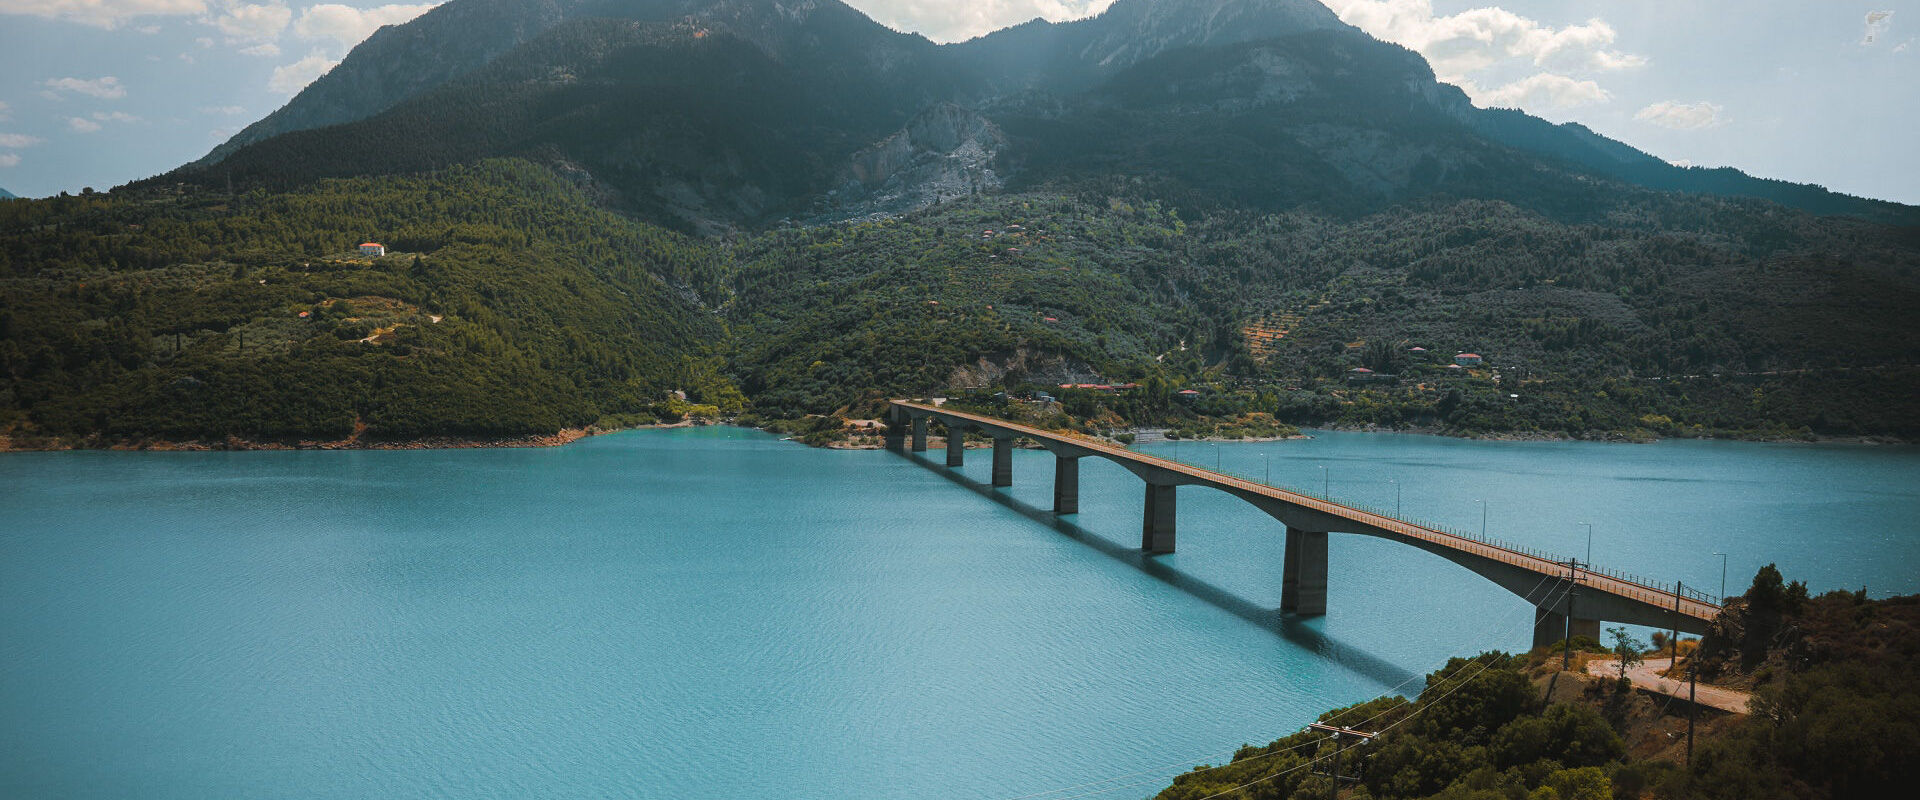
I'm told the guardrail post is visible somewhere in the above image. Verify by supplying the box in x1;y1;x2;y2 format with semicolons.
1281;527;1328;616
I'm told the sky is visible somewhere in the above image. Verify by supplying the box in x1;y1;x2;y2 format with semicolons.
0;0;1915;205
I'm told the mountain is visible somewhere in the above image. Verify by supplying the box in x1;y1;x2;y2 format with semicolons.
0;186;17;199
14;0;1915;446
177;0;1916;229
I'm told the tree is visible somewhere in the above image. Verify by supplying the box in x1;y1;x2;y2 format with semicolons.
1607;626;1645;685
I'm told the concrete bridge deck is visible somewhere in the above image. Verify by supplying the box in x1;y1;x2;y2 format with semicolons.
887;400;1721;643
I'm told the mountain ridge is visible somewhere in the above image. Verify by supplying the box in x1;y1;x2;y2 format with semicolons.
172;0;1914;229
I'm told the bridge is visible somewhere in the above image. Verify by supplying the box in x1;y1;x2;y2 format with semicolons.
886;400;1721;647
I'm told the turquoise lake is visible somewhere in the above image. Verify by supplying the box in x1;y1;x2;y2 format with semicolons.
3;428;1916;799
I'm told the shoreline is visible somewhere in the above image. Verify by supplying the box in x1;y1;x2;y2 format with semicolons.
1307;423;1911;446
0;420;704;454
3;419;1906;454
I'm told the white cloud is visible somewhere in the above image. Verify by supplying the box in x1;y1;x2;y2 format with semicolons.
293;3;439;49
43;76;127;99
0;153;21;168
200;104;247;115
1863;10;1894;45
67;116;103;133
0;132;43;147
93;110;141;123
211;2;290;42
833;1;1116;43
1635;100;1728;130
0;100;10;121
1320;1;1644;85
0;0;206;28
240;41;280;56
1465;72;1610;110
268;50;338;94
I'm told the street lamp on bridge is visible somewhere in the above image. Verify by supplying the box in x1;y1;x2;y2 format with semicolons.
1318;465;1329;498
1390;478;1401;517
1713;551;1728;601
1475;499;1487;539
1581;522;1593;564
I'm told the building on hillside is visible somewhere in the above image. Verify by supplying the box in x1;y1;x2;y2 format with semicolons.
1408;346;1428;356
1454;352;1484;366
359;242;386;257
1347;367;1396;385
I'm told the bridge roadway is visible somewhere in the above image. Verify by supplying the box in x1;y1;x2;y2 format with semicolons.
887;400;1721;646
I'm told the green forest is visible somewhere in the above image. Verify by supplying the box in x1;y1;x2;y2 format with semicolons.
0;161;740;445
1150;567;1918;800
4;159;1918;446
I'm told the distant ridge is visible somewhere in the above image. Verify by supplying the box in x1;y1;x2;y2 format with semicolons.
174;0;1917;228
0;186;17;199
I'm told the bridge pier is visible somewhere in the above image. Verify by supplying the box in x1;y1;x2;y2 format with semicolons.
1533;608;1601;650
946;424;966;467
1053;456;1080;514
911;416;928;452
1281;527;1329;616
1142;483;1177;553
884;409;905;452
992;437;1014;487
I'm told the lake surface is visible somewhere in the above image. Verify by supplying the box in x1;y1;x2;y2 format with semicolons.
3;428;1916;799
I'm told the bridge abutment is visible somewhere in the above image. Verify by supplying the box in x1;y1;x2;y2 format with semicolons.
1053;456;1080;514
1532;608;1601;650
1142;483;1177;553
992;437;1014;487
1281;527;1329;616
946;424;966;467
911;416;928;452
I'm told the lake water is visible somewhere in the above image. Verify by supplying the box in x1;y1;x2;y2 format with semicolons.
3;428;1916;799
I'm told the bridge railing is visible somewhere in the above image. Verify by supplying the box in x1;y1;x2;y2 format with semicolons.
1170;459;1716;610
895;402;1720;614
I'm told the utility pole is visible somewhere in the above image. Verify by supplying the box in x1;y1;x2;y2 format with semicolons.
1687;653;1698;766
1309;722;1376;800
1564;559;1579;670
1671;582;1683;671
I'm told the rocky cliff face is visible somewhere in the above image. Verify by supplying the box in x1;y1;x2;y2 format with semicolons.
835;103;1007;217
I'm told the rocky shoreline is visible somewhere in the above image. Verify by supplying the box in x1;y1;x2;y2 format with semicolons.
0;420;707;454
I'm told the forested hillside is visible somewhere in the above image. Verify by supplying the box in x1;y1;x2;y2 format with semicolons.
0;160;738;446
8;159;1919;446
1149;568;1919;799
728;186;1920;440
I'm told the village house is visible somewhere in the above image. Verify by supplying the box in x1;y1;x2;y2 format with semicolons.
359;242;387;257
1454;352;1484;366
1346;367;1395;385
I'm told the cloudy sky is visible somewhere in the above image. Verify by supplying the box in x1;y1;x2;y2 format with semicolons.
1;0;1914;205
